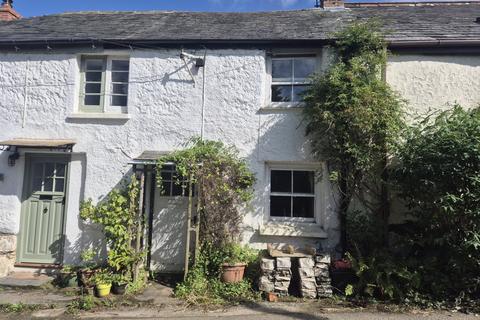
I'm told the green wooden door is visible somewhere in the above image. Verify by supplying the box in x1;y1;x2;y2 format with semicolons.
17;156;69;264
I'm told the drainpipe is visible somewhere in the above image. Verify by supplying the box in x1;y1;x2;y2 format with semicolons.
200;49;207;140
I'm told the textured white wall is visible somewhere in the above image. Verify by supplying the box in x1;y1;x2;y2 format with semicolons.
0;48;339;266
387;55;480;115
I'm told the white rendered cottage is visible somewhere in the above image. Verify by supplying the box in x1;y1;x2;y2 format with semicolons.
0;0;480;276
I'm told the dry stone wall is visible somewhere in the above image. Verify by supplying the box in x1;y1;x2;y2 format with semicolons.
259;254;332;299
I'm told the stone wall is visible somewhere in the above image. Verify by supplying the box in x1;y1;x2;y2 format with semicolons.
259;254;332;299
0;233;16;277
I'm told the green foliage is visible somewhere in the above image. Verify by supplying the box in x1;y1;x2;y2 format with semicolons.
175;243;259;305
66;295;96;314
346;251;419;301
156;138;255;246
80;175;145;280
91;269;113;285
0;303;42;313
393;105;480;300
303;20;405;250
221;243;258;265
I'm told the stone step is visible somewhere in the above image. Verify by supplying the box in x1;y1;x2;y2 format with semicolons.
0;272;53;288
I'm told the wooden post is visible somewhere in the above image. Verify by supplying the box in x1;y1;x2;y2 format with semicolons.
134;170;145;282
183;173;194;280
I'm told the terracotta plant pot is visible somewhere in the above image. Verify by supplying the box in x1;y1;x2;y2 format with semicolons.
221;263;246;283
95;283;112;297
266;292;278;302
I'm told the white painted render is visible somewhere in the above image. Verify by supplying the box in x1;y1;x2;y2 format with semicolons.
0;48;338;268
1;49;479;269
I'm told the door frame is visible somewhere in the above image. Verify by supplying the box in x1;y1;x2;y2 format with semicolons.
16;152;72;265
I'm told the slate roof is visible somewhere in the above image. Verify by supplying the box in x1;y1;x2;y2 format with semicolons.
0;3;479;46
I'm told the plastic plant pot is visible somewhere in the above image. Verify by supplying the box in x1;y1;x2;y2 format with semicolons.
112;282;128;295
95;283;112;297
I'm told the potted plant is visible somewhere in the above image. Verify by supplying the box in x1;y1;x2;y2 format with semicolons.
220;243;256;283
111;273;130;295
57;265;78;288
92;270;112;297
78;249;98;293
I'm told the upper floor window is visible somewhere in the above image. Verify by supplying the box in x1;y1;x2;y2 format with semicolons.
80;56;130;113
271;56;316;103
269;169;315;221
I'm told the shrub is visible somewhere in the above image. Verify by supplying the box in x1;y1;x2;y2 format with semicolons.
394;105;480;300
156;138;255;247
175;243;259;305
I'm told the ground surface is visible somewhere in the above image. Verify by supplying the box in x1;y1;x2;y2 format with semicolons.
0;277;478;319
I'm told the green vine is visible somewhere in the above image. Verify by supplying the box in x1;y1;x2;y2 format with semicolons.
80;175;146;280
156;138;256;247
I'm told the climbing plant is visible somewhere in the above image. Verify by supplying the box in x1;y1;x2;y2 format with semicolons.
80;175;146;281
156;138;256;247
302;21;405;252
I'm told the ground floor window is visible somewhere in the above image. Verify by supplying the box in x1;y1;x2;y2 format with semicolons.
269;169;315;220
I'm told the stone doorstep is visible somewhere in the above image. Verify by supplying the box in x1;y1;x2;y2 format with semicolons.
0;272;54;288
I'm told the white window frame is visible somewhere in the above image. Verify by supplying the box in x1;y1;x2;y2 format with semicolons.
265;51;322;109
79;55;130;114
267;163;325;224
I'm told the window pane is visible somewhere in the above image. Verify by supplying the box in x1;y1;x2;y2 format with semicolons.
172;183;184;196
55;163;66;177
44;178;53;192
112;83;128;95
294;57;316;80
86;59;104;71
84;95;101;106
272;59;292;81
292;85;308;102
112;72;129;83
86;72;102;82
293;197;314;218
272;85;292;102
293;171;314;194
85;83;102;94
271;170;291;193
45;163;55;178
161;171;172;181
55;178;65;192
33;178;42;192
33;163;43;178
111;95;128;107
162;165;175;171
270;196;291;217
112;60;130;71
161;181;171;195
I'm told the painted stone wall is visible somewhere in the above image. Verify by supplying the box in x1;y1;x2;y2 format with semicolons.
0;48;339;272
386;54;480;224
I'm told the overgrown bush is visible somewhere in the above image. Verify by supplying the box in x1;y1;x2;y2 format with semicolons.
303;21;405;251
393;105;480;301
156;138;255;247
175;243;259;305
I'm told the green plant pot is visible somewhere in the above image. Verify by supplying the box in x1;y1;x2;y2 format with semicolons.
95;283;112;297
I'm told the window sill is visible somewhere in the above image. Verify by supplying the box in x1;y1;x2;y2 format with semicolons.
259;222;327;238
66;113;131;120
261;102;305;110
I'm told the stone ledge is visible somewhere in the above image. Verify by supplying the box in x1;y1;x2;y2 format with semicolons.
259;223;328;238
